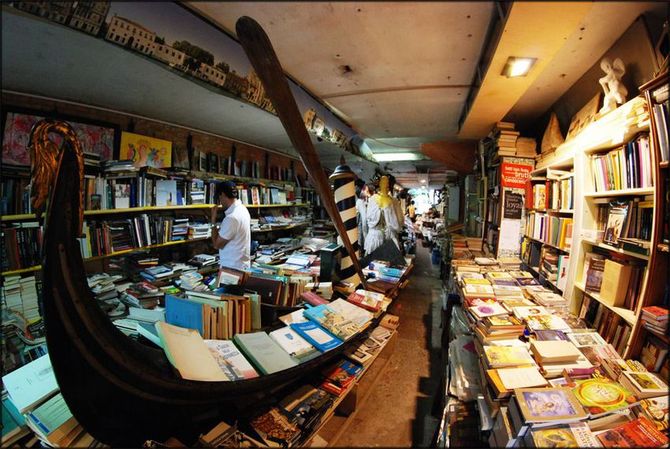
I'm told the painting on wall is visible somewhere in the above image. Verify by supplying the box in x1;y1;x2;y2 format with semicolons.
2;110;117;166
119;131;172;168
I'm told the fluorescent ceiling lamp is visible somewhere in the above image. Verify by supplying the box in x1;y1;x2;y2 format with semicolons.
373;152;421;162
502;57;537;78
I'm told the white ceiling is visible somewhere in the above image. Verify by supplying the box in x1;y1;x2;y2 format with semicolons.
189;1;664;188
188;1;495;187
3;2;665;189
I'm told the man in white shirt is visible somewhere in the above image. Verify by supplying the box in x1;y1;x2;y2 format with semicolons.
210;181;251;270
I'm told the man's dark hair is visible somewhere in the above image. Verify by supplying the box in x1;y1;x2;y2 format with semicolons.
215;181;238;199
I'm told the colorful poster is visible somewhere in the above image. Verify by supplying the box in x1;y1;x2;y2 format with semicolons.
2;112;116;166
119;131;172;168
501;162;533;188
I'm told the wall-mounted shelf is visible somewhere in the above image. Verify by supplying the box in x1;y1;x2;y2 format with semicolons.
2;237;209;276
574;282;637;325
583;187;655;198
2;203;311;222
582;238;649;261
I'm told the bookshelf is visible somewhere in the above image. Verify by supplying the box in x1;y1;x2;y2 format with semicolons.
561;95;656;357
1;237;211;277
523;158;574;295
626;71;669;361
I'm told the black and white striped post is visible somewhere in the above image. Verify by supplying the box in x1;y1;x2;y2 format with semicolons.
329;158;362;288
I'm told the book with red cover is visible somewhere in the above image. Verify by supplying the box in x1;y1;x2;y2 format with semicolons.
320;360;363;396
596;416;669;447
346;291;382;312
641;306;669;320
300;291;328;306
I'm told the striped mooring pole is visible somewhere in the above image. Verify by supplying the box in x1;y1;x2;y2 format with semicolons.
329;158;362;288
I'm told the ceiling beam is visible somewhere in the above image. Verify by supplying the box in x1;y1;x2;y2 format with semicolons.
420;140;477;174
458;2;593;139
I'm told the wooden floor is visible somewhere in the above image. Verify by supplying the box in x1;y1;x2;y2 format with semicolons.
336;243;443;447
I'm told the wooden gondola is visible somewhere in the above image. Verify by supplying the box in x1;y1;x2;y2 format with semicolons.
32;17;372;446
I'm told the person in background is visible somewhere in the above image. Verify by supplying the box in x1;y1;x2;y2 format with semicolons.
210;180;251;270
407;200;416;222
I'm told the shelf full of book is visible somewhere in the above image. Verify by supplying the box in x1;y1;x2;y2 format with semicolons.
566;94;657;358
626;71;669;362
522;157;576;297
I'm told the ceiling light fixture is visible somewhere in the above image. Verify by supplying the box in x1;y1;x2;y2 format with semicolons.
420;179;426;183
502;57;537;78
372;152;422;162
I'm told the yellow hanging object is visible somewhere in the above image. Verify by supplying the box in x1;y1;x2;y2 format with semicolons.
374;176;393;209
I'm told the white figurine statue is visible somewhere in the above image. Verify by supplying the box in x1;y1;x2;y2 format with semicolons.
364;176;401;255
599;57;627;114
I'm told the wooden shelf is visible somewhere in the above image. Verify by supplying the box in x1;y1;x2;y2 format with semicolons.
523;236;570;253
548;209;574;214
2;237;209;275
251;222;309;233
660;161;669;169
247;203;310;209
582;238;649;261
583;187;655;198
1;265;43;277
2;203;311;221
574;282;637;325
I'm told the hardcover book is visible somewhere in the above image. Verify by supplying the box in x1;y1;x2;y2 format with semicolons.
204;339;259;380
638;395;669;431
619;371;668;399
469;302;509;319
269;327;318;361
233;332;298;375
514;387;588;424
290;321;342;352
303;303;361;341
596;416;668;447
530;422;601;448
603;201;629;245
572;377;638;417
584;253;606;293
566;331;607;348
484;346;536;368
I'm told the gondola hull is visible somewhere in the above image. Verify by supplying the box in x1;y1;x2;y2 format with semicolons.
35;17;371;446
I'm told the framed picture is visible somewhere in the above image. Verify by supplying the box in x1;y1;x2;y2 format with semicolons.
2;107;119;166
172;144;190;169
119;131;172;168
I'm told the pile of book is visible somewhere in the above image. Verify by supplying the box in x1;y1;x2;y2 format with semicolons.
1;355;100;447
640;306;668;337
449;256;669;448
493;122;521;156
155;286;396;382
1;275;41;324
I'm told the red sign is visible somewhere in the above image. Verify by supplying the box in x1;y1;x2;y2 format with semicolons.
500;162;533;188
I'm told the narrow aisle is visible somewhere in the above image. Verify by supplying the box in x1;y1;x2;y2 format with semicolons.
336;243;443;447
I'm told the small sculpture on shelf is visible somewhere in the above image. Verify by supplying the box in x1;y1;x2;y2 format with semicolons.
598;57;628;114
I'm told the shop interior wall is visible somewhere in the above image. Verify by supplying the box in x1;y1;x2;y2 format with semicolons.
1;91;307;181
522;15;662;141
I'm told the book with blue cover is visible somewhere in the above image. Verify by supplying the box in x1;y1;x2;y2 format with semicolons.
303;303;362;341
290;321;342;353
165;294;203;335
